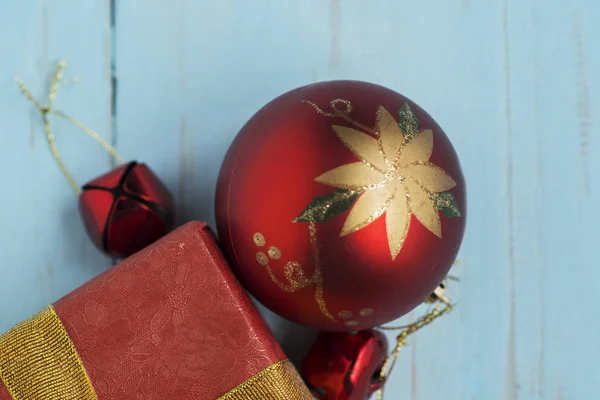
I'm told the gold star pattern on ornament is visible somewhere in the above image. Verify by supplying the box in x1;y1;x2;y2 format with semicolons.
298;100;460;260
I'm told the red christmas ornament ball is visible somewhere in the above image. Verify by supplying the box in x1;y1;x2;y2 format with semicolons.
79;161;175;259
303;330;389;400
216;80;466;331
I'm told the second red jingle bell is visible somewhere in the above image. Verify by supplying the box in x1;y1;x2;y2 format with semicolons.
216;80;466;331
303;330;389;400
79;161;175;259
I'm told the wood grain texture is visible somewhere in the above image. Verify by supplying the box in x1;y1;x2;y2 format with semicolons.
1;0;599;398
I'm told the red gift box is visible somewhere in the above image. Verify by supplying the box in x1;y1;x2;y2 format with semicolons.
0;222;311;399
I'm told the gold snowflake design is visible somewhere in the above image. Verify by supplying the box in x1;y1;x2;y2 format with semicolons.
296;99;461;260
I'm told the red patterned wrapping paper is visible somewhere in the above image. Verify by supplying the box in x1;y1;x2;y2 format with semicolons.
0;222;303;399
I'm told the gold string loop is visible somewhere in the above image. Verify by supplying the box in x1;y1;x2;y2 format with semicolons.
375;284;454;400
15;60;124;195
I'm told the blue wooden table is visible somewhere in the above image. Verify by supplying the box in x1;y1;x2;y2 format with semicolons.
1;1;599;399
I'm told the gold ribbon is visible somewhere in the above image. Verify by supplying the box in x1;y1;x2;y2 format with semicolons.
218;359;312;400
0;307;311;399
0;306;97;400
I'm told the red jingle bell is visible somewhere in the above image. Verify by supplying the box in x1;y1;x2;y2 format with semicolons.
16;61;176;260
79;161;175;259
303;330;389;400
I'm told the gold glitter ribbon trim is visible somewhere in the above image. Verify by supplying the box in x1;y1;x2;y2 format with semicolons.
0;306;96;400
218;359;312;400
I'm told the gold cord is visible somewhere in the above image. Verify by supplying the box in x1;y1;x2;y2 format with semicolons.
375;298;453;400
15;61;124;194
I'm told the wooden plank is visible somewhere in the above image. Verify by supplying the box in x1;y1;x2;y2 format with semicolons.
528;0;600;398
505;0;543;398
0;1;112;332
